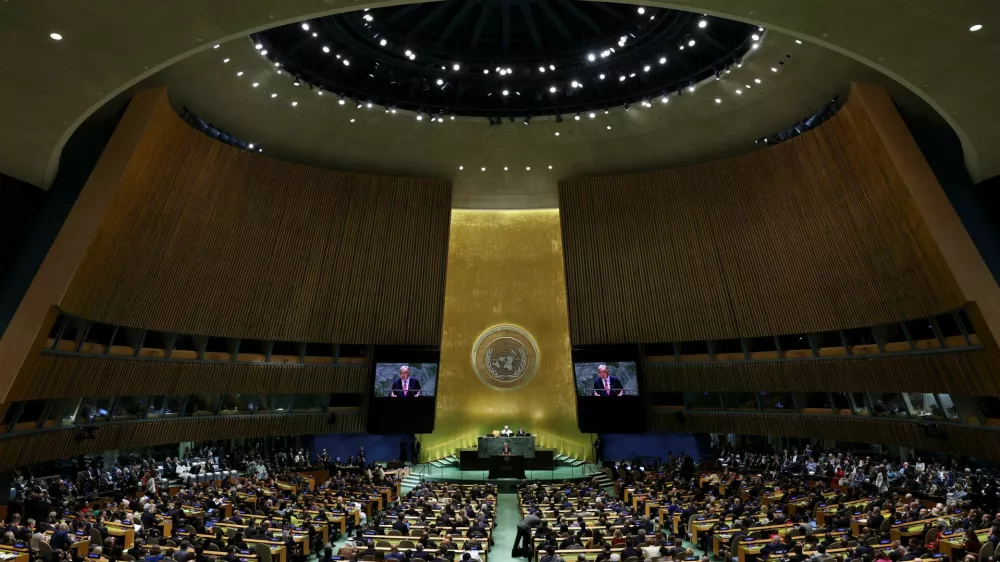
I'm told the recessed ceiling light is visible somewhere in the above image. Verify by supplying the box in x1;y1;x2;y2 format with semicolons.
549;64;555;70
659;57;667;64
599;74;606;80
408;53;416;60
637;7;645;14
660;96;669;103
237;71;243;76
771;67;778;72
271;93;277;98
380;39;388;46
752;33;760;41
437;79;444;85
255;43;263;50
507;68;512;74
312;33;317;38
606;126;611;130
589;112;595;119
736;89;742;95
698;20;707;28
970;24;983;32
459;166;464;170
366;102;373;108
795;39;802;44
526;167;531;171
688;85;695;92
754;78;761;83
483;69;489;74
260;50;267;56
751;43;759;50
688;39;696;47
274;62;280;67
291;101;298;107
502;90;509;96
343;60;350;66
416;114;423;121
453;63;461;71
481;167;486;171
364;14;373;22
301;23;310;31
679;45;684;50
323;46;330;53
715;98;722;104
619;75;626;82
587;53;596;62
223;58;230;64
338;99;345;105
574;114;581;120
504;166;508;171
212;44;219;49
549;86;557;93
555;132;560;136
350;118;355;123
252;82;259;88
548;165;553;169
643;65;651;72
538;66;546;73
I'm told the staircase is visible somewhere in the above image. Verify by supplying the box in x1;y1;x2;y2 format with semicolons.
554;453;587;467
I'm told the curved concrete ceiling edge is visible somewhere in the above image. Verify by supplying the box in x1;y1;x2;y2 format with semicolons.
9;0;994;188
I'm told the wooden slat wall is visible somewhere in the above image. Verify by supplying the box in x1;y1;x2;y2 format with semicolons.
0;412;361;470
58;92;451;345
651;411;1000;462
559;93;964;344
9;354;370;400
644;349;1000;396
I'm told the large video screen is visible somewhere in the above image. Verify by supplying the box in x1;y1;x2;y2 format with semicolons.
574;361;639;397
373;362;438;398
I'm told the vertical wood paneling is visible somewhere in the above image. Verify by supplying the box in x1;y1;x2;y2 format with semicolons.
58;91;451;344
10;354;371;400
559;93;965;344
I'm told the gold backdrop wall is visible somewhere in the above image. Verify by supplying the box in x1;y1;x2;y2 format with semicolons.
421;209;590;461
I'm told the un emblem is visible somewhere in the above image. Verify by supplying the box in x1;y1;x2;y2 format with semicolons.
472;325;540;390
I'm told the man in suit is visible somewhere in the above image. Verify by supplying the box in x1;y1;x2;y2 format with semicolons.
391;365;422;397
592;365;624;396
501;442;513;455
516;428;527;437
866;507;885;533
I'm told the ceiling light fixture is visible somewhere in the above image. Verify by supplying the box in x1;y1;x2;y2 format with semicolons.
659;57;667;64
504;166;508;171
637;7;645;14
437;79;444;85
587;53;596;62
688;39;696;47
771;67;778;72
688;85;695;92
795;39;803;44
408;53;416;60
589;112;595;119
549;86;557;93
459;166;464;170
248;143;254;149
252;82;259;88
736;89;742;95
301;23;310;31
271;93;278;98
526;167;531;171
212;44;219;49
291;101;298;107
483;69;489;74
715;98;721;104
237;71;243;76
751;43;759;50
338;98;345;105
416;113;423;121
453;63;461;71
754;78;761;83
643;65;650;72
970;24;983;31
555;132;560;136
350;118;355;123
380;39;388;46
481;167;486;171
343;59;350;66
574;114;581;120
661;95;669;103
752;33;760;41
599;74;606;80
255;43;263;50
549;64;555;71
698;19;707;28
606;125;612;130
502;89;509;96
323;46;330;53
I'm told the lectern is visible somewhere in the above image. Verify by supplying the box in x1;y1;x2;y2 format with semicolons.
488;453;525;479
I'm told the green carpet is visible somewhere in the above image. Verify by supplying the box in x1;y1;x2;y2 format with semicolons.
491;492;522;562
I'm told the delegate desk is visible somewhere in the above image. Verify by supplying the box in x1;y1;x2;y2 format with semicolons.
477;437;535;458
939;528;989;560
0;545;30;562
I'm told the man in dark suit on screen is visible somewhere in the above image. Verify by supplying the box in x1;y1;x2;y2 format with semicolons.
592;364;624;396
391;365;422;398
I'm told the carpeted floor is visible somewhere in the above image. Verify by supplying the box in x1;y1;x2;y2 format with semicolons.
490;492;522;562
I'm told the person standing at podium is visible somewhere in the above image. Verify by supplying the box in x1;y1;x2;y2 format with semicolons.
593;364;624;396
501;441;513;456
391;365;421;398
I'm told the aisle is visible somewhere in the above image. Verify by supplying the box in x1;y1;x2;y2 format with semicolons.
491;492;522;562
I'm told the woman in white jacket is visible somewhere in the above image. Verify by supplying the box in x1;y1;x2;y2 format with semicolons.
875;467;889;493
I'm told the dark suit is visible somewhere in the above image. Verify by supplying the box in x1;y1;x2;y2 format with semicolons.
391;377;422;398
593;375;624;396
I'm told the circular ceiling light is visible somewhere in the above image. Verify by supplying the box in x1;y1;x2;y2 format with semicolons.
659;57;667;64
698;20;707;28
715;98;721;104
301;23;310;31
255;43;263;50
754;78;761;83
453;63;461;71
549;86;557;93
587;53;596;61
637;7;645;15
599;74;606;80
643;65;651;72
549;64;555;71
660;95;669;103
548;166;553;170
752;33;760;41
323;46;330;53
502;89;509;96
252;82;259;88
50;32;63;41
380;39;388;47
338;98;345;105
970;24;983;32
589;112;595;118
795;39;802;44
459;166;464;170
437;79;444;85
688;39;696;47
